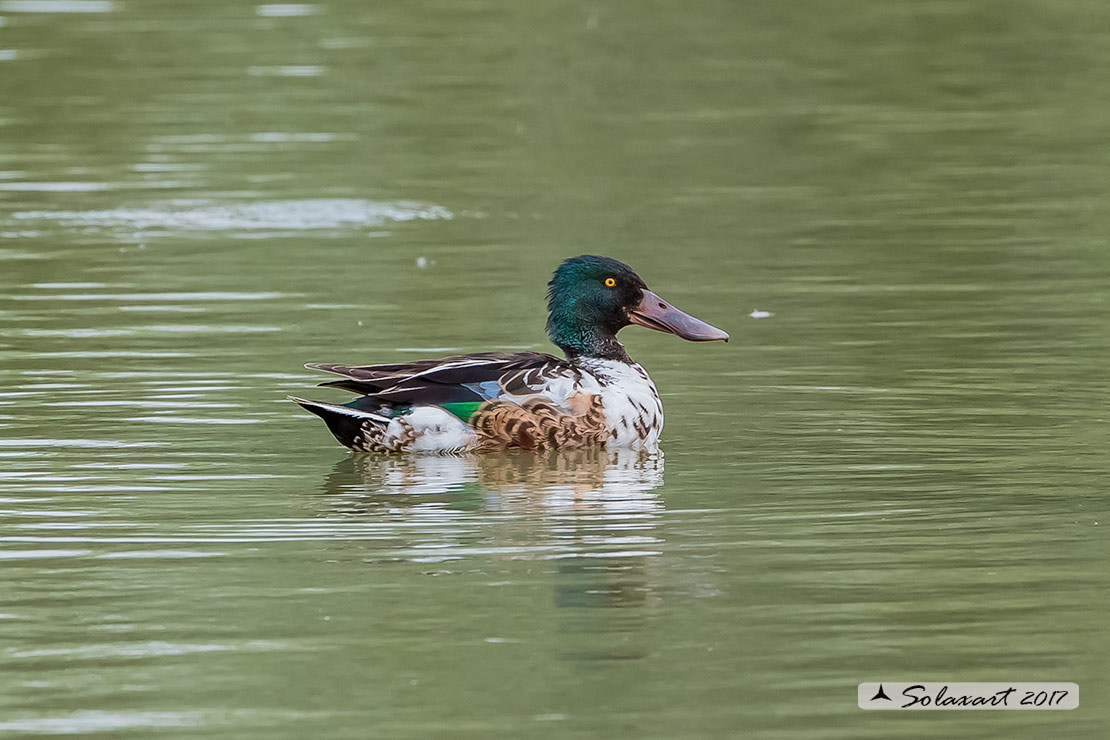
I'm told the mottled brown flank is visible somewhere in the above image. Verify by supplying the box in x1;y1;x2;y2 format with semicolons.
350;422;392;453
338;413;415;452
471;393;607;450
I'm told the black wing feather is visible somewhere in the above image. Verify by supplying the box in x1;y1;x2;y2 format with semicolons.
304;351;569;409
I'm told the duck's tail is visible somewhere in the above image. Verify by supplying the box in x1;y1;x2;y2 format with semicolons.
288;396;390;450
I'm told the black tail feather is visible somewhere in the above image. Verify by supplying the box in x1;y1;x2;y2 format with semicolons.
288;396;386;450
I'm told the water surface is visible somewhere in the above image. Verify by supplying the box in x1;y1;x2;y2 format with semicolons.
1;1;1108;738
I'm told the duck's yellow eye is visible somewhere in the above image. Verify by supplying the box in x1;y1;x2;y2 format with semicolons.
604;277;616;287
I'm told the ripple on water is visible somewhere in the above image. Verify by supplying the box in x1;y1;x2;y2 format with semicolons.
13;291;292;301
256;4;317;17
0;712;200;734
123;416;263;425
11;198;453;237
248;132;340;142
0;439;161;449
0;181;110;191
33;351;194;358
95;550;225;559
10;640;284;660
0;549;93;559
247;65;324;77
11;325;281;338
31;282;112;289
117;305;208;313
131;162;207;172
0;248;44;260
0;0;115;12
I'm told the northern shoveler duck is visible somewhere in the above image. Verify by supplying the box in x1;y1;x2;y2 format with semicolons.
290;255;728;453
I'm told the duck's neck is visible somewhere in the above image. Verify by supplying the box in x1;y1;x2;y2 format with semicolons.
569;340;632;364
550;325;632;364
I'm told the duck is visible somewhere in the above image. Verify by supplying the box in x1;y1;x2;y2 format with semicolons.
290;255;728;453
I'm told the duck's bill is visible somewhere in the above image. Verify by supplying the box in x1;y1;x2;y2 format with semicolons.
629;290;729;342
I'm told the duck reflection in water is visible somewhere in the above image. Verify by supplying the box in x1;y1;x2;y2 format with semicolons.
320;449;665;660
322;448;663;520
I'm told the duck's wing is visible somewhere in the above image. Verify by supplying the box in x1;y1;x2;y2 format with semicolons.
305;351;577;413
307;352;542;389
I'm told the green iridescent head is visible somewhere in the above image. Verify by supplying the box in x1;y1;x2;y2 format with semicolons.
546;255;729;360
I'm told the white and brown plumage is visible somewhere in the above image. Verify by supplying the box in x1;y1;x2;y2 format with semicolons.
290;256;728;453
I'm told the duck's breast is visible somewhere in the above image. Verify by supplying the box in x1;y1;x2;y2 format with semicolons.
578;359;664;450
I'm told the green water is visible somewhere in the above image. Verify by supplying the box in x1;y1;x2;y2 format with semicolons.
2;1;1108;737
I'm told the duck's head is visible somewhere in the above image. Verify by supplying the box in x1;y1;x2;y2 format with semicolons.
546;255;729;360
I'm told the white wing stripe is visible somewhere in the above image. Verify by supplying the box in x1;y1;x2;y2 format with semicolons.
287;396;389;423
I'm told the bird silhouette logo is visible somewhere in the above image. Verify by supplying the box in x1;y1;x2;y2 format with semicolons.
871;684;892;701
